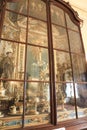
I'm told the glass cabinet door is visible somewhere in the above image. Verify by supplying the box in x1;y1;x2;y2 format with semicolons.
0;0;51;128
0;40;25;129
56;83;76;122
51;3;87;124
25;46;50;126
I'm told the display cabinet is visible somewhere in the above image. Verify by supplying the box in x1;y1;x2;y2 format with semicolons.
0;0;87;130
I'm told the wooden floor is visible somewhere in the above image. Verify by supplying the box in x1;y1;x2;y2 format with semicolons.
66;123;87;130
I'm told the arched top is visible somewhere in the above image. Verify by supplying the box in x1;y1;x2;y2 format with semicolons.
51;0;83;25
6;0;83;25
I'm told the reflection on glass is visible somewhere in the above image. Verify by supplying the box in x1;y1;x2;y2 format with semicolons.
26;46;49;81
54;51;72;82
56;83;76;122
65;13;79;31
1;11;27;42
72;54;87;82
29;0;46;21
25;82;50;125
68;30;83;53
28;18;48;47
0;81;23;129
0;40;25;80
51;5;65;26
6;0;28;15
75;83;87;118
52;25;69;51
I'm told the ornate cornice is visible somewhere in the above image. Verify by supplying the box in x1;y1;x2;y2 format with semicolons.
55;0;83;23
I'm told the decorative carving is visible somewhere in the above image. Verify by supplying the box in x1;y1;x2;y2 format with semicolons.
52;0;83;23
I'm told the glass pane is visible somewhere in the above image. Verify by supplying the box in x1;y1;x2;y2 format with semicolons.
52;25;69;51
25;82;50;126
65;13;79;31
0;81;23;129
26;46;49;81
51;5;65;26
6;0;28;15
56;83;76;122
68;30;83;53
0;40;25;80
1;11;27;42
29;0;46;21
72;54;87;82
75;83;87;118
28;18;48;47
54;51;72;82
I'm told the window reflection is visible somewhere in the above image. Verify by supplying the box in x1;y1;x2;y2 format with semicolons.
1;11;27;42
26;82;50;114
68;30;83;53
54;51;72;82
25;82;50;125
28;18;48;47
0;81;23;127
51;5;65;26
52;25;69;51
56;83;76;122
29;0;47;21
75;83;87;118
72;54;87;82
6;0;28;15
0;40;25;80
26;46;49;81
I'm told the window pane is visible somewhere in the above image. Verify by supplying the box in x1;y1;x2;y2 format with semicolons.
69;30;83;53
56;83;76;122
26;46;49;81
72;54;87;82
68;30;83;53
52;25;69;51
65;13;79;31
54;51;72;82
75;83;87;118
6;0;28;15
0;40;25;80
1;11;27;42
25;82;50;126
28;18;48;47
51;5;65;26
29;0;47;21
0;81;23;129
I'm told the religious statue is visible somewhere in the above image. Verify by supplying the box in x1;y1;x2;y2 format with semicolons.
0;48;14;79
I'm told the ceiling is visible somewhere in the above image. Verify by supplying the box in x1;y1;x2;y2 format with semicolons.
65;0;87;12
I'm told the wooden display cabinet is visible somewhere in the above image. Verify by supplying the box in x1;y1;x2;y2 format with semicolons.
0;0;87;130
